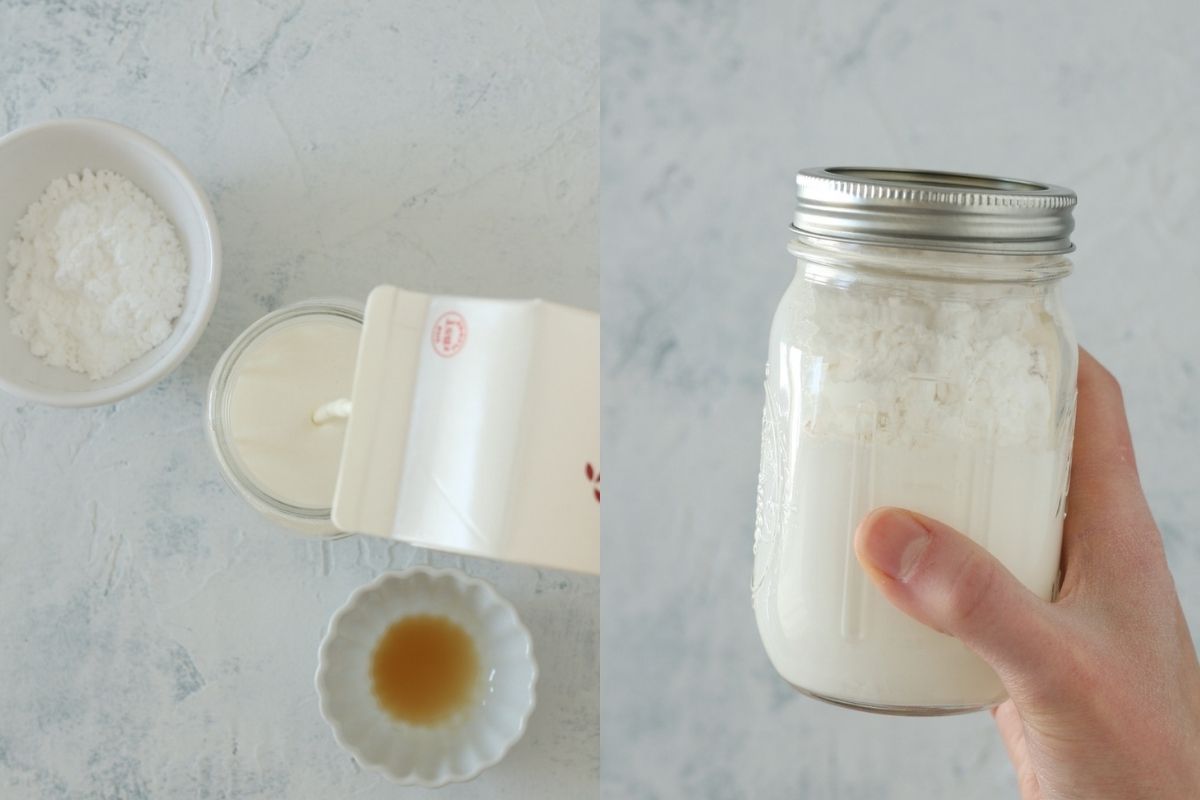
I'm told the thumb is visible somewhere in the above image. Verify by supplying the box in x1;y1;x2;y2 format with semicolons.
855;507;1057;685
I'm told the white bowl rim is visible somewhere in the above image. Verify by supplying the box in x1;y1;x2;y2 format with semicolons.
0;117;222;408
315;566;539;788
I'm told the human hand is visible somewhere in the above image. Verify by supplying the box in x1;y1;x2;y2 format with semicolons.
854;348;1200;800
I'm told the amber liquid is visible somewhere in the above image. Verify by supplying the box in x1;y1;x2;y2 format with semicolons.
370;614;479;726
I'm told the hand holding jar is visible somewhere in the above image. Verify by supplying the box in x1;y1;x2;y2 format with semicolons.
857;349;1200;800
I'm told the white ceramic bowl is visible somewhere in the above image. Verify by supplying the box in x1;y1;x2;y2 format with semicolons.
0;118;220;407
316;568;538;787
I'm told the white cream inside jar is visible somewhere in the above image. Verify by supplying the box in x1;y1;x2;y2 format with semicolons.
207;299;362;534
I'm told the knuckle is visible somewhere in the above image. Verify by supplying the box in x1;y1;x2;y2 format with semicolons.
1060;639;1102;688
1083;354;1122;396
1029;631;1104;704
943;551;999;633
1097;363;1122;396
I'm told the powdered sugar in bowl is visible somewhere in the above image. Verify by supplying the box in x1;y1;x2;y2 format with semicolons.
0;118;220;407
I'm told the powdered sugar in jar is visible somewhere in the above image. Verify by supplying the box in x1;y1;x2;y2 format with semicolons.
752;168;1078;714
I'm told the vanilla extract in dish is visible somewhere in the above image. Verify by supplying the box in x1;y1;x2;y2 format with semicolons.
370;614;480;726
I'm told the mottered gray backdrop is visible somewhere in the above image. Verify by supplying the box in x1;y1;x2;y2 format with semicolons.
602;1;1200;797
0;1;597;797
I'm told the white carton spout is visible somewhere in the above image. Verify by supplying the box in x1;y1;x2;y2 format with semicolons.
332;286;600;574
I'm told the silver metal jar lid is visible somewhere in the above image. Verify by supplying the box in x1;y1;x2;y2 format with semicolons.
792;167;1077;254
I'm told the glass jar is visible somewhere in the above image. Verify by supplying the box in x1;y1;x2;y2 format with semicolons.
752;168;1078;714
206;298;364;536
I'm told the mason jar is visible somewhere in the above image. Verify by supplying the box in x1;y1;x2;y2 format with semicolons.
752;168;1078;714
206;299;364;537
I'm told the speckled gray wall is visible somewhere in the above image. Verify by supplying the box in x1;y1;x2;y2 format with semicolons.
601;1;1200;797
0;1;597;798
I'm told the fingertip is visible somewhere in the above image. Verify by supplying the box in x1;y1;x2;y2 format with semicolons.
1069;346;1142;506
854;508;887;579
854;507;891;547
854;507;933;582
1077;346;1122;398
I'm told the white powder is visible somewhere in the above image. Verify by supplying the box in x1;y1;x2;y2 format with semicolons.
5;169;188;380
783;279;1060;447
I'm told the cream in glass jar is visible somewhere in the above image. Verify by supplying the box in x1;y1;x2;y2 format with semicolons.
206;299;363;535
752;168;1078;714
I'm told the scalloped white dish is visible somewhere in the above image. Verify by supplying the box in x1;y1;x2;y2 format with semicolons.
316;567;537;787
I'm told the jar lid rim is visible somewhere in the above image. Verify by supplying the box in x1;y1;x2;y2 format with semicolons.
793;167;1077;255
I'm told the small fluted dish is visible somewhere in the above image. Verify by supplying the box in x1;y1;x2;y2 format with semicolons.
316;567;537;787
